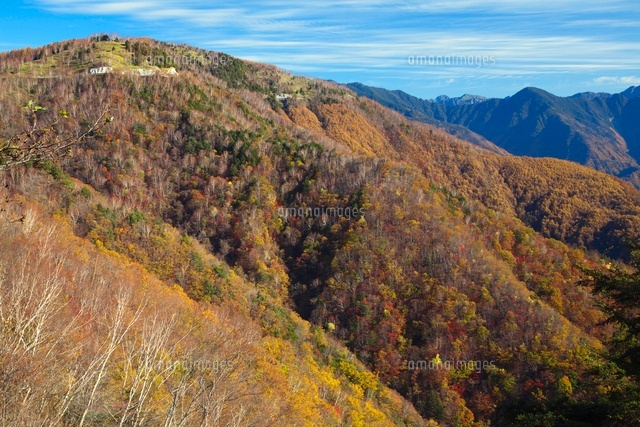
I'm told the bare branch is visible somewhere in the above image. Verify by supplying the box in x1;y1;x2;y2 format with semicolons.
0;102;112;171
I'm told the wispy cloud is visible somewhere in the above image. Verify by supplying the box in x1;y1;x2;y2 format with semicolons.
592;76;640;86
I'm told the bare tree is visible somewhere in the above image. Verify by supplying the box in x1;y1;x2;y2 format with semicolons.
0;100;112;171
117;313;178;427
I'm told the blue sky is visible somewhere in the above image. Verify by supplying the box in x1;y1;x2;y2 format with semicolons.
2;0;639;99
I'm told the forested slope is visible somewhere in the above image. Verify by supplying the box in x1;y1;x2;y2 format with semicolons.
1;36;639;426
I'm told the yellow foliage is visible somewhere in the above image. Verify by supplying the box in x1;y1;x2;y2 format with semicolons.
558;375;573;396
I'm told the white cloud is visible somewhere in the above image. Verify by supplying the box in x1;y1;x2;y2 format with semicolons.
592;76;640;86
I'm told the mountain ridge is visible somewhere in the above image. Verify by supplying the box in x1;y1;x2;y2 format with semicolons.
346;82;640;187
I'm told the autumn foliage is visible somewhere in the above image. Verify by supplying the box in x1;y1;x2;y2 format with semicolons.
1;36;639;426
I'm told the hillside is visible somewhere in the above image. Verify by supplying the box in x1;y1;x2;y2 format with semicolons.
1;36;640;426
344;83;507;155
347;82;640;188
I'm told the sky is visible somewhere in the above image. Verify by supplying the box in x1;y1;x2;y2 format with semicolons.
1;0;639;99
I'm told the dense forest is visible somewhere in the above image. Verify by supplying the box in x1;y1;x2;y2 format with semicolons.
1;36;640;426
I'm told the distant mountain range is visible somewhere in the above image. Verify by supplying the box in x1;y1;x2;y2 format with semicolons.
347;82;640;187
434;94;487;106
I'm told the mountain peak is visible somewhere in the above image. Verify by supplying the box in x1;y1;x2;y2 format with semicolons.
515;86;552;97
434;93;487;106
570;91;611;100
0;36;233;79
622;85;640;99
